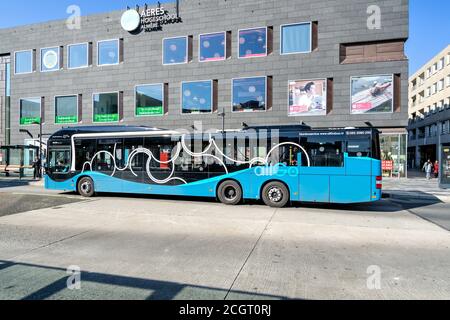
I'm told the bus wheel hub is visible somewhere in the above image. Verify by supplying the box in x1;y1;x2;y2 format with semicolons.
225;187;236;200
268;187;282;202
81;181;91;193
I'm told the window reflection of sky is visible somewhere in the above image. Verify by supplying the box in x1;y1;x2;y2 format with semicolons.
182;81;212;113
164;37;188;64
200;32;226;62
239;28;267;58
98;40;119;65
233;77;266;112
69;43;88;69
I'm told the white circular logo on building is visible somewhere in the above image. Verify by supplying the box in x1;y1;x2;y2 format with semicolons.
121;9;141;32
43;50;58;69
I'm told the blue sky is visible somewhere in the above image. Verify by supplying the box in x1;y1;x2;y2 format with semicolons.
407;0;450;74
0;0;448;74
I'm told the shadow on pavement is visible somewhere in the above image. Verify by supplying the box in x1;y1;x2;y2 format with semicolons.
90;191;443;213
0;260;289;300
0;193;86;218
0;179;35;189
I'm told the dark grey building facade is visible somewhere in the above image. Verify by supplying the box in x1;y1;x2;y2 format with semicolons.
408;105;450;187
0;0;408;149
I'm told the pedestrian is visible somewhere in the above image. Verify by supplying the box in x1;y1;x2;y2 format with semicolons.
32;157;41;180
434;160;439;179
422;160;433;180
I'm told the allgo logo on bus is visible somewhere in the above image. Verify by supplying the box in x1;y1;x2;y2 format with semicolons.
255;165;299;177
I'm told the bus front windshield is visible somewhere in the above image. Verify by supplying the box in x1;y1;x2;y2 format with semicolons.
48;148;71;173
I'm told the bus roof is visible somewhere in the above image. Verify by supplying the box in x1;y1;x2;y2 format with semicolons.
49;125;166;140
48;125;379;141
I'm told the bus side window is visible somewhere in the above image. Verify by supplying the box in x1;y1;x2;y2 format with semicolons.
300;136;344;167
75;139;96;171
95;139;122;172
347;137;371;158
144;136;176;171
123;138;144;172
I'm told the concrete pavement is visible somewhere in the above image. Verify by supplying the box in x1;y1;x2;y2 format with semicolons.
1;187;450;300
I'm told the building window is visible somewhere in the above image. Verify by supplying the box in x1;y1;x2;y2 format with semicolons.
351;75;394;114
55;95;79;124
199;32;226;62
135;84;166;116
281;22;312;55
68;43;89;69
163;36;189;65
232;77;267;112
238;27;267;59
438;79;444;91
181;80;214;114
14;50;34;74
93;92;120;123
438;58;444;70
41;47;60;72
98;40;120;66
20;98;42;125
289;79;328;116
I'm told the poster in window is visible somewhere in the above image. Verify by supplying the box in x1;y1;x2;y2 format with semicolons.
288;79;327;116
351;75;393;114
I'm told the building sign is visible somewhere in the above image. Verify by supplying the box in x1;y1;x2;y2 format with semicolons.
137;106;164;116
43;50;58;69
289;79;327;116
55;115;78;124
121;1;182;33
351;75;394;114
382;160;394;171
94;114;119;123
20;117;41;125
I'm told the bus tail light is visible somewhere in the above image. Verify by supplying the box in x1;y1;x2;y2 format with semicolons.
376;176;382;189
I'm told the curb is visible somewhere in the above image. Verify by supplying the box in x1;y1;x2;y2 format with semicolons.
384;191;450;203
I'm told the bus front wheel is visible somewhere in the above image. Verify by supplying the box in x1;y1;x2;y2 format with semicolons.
78;177;95;198
262;182;289;208
217;180;242;205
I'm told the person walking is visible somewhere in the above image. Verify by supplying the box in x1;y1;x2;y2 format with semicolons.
434;161;439;179
422;160;433;180
32;157;41;180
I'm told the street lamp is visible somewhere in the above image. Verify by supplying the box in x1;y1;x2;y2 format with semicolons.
218;108;225;133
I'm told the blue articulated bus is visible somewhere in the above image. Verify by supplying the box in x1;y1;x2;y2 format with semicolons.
45;125;382;208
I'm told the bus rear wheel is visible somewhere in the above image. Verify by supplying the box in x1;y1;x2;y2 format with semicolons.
217;180;242;205
78;177;95;198
262;182;289;208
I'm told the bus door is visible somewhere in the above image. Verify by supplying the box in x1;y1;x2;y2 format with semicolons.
298;133;346;203
344;133;375;202
93;139;124;192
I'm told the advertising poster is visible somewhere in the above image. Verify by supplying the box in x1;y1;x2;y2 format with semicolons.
288;79;327;116
351;75;393;114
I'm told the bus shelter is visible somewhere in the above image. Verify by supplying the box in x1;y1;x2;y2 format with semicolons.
0;145;39;179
